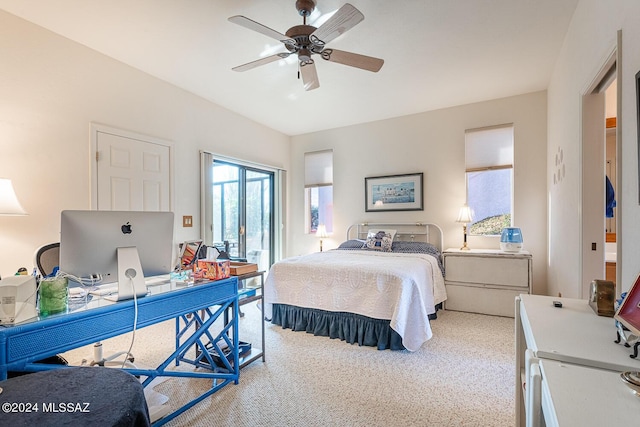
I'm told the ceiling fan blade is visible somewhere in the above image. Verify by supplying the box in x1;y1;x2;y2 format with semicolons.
299;61;320;91
310;3;364;46
321;49;384;72
232;53;291;72
228;15;288;42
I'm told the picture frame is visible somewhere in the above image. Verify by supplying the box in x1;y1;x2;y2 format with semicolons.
177;240;203;270
614;273;640;337
365;172;423;212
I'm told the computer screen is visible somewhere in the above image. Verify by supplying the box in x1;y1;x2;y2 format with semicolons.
59;210;175;287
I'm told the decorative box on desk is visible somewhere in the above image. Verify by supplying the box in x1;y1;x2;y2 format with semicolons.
443;248;532;317
193;259;230;280
229;262;257;276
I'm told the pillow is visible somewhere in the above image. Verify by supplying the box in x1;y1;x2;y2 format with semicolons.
367;229;397;242
337;239;367;250
365;230;393;252
391;241;444;275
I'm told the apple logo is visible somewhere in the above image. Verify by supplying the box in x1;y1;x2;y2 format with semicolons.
121;222;132;234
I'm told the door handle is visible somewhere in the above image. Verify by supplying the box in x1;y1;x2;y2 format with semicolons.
239;225;245;236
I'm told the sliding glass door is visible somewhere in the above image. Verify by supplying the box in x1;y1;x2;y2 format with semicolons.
211;160;274;271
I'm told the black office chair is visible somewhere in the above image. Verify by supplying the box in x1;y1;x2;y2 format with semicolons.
34;242;60;277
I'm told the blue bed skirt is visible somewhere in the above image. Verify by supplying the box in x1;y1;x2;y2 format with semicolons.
271;304;408;350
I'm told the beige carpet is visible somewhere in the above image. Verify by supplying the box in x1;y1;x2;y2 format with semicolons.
62;304;515;427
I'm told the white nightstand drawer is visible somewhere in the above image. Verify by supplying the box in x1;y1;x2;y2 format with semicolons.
445;253;530;288
445;284;520;317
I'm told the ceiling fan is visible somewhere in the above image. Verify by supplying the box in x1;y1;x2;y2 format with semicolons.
229;0;384;91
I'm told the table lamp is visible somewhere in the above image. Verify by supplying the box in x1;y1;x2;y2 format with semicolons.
316;224;329;252
0;179;27;216
0;178;27;280
456;204;474;251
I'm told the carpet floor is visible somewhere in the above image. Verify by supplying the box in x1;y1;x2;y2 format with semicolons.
62;304;515;426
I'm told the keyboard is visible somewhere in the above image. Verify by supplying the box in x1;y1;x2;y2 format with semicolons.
87;275;170;297
88;286;118;296
145;274;171;286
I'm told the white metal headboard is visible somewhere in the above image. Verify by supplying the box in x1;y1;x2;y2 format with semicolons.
346;222;444;252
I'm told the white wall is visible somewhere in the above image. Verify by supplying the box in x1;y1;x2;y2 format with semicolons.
547;0;640;297
290;91;548;295
0;11;290;278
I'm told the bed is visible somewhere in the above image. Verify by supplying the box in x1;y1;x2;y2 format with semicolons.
264;223;446;351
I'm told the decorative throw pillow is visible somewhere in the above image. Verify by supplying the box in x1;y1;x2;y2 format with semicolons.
365;230;393;252
368;229;397;242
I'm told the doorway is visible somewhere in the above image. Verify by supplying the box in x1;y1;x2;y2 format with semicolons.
604;81;617;285
581;35;621;298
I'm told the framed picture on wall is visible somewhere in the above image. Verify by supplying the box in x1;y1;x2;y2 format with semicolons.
364;172;423;212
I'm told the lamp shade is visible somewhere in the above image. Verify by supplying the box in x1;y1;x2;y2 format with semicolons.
316;224;329;238
0;179;27;215
456;205;474;223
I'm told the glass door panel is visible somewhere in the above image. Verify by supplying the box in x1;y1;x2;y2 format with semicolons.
212;161;273;270
212;163;240;257
245;170;272;272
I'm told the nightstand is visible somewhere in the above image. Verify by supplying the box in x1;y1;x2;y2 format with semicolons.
443;248;532;317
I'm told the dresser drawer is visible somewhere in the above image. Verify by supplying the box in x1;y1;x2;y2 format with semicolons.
445;284;520;317
445;254;530;288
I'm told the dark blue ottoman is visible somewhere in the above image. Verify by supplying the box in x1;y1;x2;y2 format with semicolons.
0;367;150;426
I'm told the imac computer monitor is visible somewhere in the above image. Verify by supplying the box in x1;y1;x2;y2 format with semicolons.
60;210;174;299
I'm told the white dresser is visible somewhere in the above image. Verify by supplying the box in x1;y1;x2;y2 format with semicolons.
536;360;639;427
516;294;640;426
443;249;532;317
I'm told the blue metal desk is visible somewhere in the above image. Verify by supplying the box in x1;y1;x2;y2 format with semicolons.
0;276;239;426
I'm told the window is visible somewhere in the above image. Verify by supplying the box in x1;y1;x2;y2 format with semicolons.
304;150;333;234
465;125;514;236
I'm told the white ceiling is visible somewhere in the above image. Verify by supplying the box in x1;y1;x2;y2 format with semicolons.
0;0;579;136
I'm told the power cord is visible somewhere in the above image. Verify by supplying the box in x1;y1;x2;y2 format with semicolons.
120;270;139;369
56;269;139;369
56;271;104;288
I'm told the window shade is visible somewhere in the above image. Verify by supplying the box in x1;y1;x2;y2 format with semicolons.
304;150;333;187
465;125;514;170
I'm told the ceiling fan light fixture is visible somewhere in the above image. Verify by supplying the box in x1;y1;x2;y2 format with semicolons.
298;48;312;63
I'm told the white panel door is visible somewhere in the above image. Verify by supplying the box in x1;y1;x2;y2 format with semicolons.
96;131;171;211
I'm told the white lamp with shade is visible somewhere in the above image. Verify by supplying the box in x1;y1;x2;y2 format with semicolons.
0;178;27;280
456;204;474;251
316;224;329;252
0;179;27;216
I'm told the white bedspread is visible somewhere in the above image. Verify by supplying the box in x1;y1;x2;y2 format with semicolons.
264;250;446;351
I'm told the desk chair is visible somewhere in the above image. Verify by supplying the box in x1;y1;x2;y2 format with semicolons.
35;242;60;277
34;242;135;368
